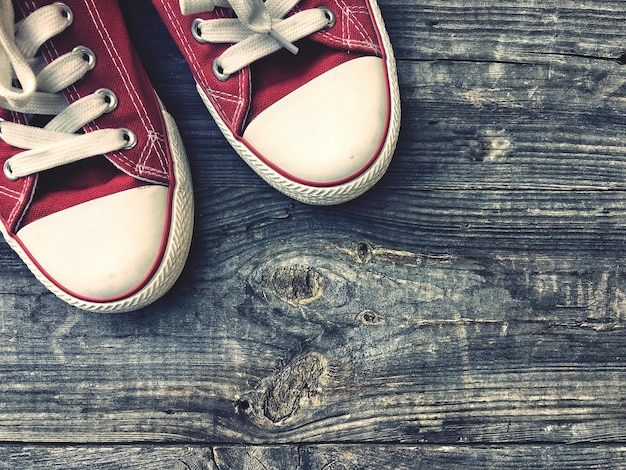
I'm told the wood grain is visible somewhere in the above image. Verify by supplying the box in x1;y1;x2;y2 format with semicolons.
1;445;626;469
2;0;626;467
2;232;626;444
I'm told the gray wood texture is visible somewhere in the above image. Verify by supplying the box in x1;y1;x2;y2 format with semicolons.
2;445;626;469
2;0;626;467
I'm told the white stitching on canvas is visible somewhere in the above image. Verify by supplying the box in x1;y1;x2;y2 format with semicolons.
138;130;168;176
85;0;168;178
316;0;380;53
3;109;28;227
0;186;22;200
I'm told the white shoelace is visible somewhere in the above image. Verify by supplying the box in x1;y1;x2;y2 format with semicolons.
0;1;135;181
181;0;335;80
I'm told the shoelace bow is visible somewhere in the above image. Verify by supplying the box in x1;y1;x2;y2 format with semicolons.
182;0;335;80
0;1;134;181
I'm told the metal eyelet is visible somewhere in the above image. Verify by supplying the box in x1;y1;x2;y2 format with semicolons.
120;129;137;150
191;18;207;43
53;2;73;25
4;160;18;182
95;88;118;113
212;58;230;82
73;46;96;70
318;7;336;28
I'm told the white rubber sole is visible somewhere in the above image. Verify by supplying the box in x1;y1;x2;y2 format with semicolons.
196;0;400;205
0;107;194;313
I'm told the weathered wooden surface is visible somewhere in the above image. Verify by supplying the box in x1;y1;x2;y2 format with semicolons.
2;0;626;467
2;445;626;469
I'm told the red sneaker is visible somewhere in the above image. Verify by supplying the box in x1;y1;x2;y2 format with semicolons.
152;0;400;205
0;1;194;312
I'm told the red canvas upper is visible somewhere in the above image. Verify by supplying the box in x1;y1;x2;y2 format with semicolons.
0;0;171;232
151;0;384;135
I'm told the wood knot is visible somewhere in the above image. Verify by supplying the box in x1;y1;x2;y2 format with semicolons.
356;309;384;325
263;352;328;424
235;398;252;415
355;242;373;263
269;265;323;306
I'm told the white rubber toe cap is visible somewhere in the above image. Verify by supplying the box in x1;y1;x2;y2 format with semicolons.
243;56;388;184
17;186;168;301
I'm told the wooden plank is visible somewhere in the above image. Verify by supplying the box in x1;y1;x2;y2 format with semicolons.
300;445;626;469
2;444;626;469
0;446;213;470
385;1;626;62
393;58;626;190
199;186;626;259
1;226;626;443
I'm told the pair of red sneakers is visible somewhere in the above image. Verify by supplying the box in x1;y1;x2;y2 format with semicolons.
0;0;400;312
